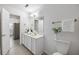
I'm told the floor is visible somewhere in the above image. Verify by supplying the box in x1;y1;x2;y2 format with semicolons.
7;36;32;55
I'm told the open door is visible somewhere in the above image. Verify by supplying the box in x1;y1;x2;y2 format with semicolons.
1;8;10;55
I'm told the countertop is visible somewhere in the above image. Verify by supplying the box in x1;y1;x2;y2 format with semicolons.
24;33;43;39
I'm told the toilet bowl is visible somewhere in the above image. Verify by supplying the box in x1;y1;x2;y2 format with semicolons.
53;39;70;55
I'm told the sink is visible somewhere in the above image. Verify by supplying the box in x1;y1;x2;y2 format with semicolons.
24;32;43;39
25;31;38;36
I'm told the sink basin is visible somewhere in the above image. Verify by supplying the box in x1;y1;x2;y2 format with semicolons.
25;31;38;36
24;32;43;39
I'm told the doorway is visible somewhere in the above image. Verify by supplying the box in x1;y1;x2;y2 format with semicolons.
0;8;32;55
9;14;20;50
8;14;32;55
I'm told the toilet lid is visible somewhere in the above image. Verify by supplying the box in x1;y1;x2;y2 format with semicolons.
53;52;63;55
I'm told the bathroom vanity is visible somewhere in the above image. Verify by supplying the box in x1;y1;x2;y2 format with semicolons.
22;33;44;55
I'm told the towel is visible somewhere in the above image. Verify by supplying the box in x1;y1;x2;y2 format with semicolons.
62;18;74;32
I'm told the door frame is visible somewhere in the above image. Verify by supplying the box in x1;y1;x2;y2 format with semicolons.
9;14;21;43
0;8;2;55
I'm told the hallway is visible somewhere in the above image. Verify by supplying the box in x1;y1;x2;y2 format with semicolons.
7;37;32;55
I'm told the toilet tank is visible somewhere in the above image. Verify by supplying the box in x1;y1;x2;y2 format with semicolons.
55;39;70;54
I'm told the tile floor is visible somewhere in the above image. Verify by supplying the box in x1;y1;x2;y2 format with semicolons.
7;37;32;55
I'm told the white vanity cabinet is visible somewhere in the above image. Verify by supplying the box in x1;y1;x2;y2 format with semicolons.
26;35;31;51
31;37;43;55
23;35;31;51
23;34;43;55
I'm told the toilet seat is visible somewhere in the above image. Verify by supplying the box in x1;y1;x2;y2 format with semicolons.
53;52;63;55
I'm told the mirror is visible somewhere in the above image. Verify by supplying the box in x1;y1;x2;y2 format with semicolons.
34;19;43;34
30;12;44;35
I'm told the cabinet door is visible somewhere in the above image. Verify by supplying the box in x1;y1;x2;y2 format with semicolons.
31;37;43;55
36;37;43;54
31;39;36;54
24;35;28;47
21;34;24;45
26;36;31;51
23;34;26;45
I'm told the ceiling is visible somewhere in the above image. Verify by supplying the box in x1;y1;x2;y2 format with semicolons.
0;4;43;13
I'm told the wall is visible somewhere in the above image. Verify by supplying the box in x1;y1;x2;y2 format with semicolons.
9;15;20;36
0;13;1;54
0;5;29;45
0;5;29;30
10;14;20;23
0;5;27;16
38;20;43;34
39;4;79;55
57;18;79;55
20;13;30;44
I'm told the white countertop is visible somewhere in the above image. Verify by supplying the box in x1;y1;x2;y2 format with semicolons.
24;33;43;39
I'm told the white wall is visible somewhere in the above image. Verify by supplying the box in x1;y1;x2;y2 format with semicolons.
0;13;1;52
39;4;79;55
0;5;29;45
57;18;79;55
0;5;29;27
10;15;20;23
38;20;43;34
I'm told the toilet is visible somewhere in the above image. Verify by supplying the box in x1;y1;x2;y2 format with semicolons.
53;39;70;55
